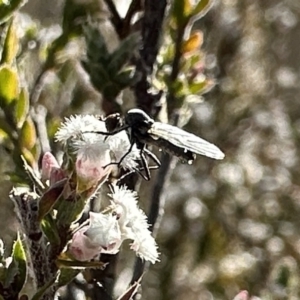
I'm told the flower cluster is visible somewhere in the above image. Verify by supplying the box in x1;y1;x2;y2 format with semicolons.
44;115;160;264
54;115;140;191
69;185;159;264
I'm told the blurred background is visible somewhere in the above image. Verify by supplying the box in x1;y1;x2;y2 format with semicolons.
2;0;300;299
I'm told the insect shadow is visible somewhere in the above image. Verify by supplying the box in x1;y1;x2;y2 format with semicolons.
95;109;225;180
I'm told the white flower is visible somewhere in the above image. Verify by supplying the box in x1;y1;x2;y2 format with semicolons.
86;212;122;254
109;185;160;263
69;186;159;263
55;115;107;146
130;234;159;264
55;114;141;175
69;212;123;261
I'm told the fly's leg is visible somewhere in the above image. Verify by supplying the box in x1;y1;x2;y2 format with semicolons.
103;142;135;169
143;147;161;169
87;124;130;136
113;145;152;181
139;150;151;180
116;165;159;182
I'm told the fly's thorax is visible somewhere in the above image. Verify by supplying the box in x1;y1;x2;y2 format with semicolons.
125;109;154;129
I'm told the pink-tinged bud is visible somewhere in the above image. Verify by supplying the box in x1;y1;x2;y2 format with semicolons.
49;168;66;185
233;291;249;300
69;227;102;261
75;150;112;192
41;152;65;184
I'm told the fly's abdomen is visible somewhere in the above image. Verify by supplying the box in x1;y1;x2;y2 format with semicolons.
148;137;196;163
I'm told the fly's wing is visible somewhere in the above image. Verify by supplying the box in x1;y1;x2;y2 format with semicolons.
148;122;225;160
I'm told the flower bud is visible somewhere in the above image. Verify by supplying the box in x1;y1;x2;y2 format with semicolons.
41;152;60;181
75;146;111;192
69;227;102;261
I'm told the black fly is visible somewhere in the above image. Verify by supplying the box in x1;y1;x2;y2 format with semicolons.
98;109;225;180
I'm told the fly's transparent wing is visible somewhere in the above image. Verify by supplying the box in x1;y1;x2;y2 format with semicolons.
149;122;225;160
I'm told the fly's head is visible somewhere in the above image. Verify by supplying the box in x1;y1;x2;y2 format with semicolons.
101;113;123;132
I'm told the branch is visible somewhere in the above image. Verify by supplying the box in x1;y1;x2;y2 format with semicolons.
10;189;56;298
134;0;167;114
31;104;51;154
103;0;123;36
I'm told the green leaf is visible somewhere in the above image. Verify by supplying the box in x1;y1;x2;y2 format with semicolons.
56;196;87;227
4;234;26;294
11;233;26;292
189;78;215;95
114;67;137;88
38;179;67;221
0;66;19;107
19;116;36;150
56;269;80;287
0;0;27;25
86;64;111;90
1;20;18;64
107;32;140;75
14;88;29;129
84;26;109;65
191;0;213;19
172;0;191;26
56;259;106;270
41;215;61;246
189;80;207;94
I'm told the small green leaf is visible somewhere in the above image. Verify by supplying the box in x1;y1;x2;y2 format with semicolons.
56;191;90;227
189;80;207;94
19;116;36;150
1;20;18;64
4;234;26;294
11;233;26;292
38;179;67;221
189;78;215;95
191;0;213;19
0;66;19;107
107;32;140;75
56;269;80;287
14;88;29;128
41;215;61;246
83;26;109;65
87;64;111;90
172;0;191;26
114;67;137;88
56;259;106;270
